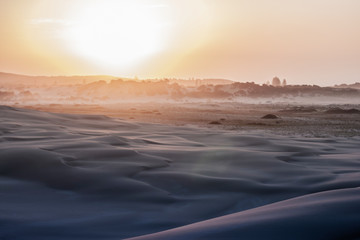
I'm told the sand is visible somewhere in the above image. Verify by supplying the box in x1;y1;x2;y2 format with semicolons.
1;105;360;239
22;102;360;137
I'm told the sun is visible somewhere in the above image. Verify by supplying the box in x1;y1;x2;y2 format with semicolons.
63;1;167;70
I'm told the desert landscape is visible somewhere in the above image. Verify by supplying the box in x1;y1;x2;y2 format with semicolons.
0;101;360;239
1;0;360;239
1;78;360;239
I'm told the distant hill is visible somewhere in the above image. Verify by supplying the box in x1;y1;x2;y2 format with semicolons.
334;82;360;89
167;78;234;87
0;72;118;86
0;72;234;87
1;72;360;104
1;76;360;103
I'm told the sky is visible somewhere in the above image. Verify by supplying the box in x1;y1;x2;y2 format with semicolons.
0;0;360;86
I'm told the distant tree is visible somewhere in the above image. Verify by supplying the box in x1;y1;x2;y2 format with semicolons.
282;79;287;87
272;76;281;87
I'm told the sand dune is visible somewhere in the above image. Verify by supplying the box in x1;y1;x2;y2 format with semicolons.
127;188;360;240
1;105;360;239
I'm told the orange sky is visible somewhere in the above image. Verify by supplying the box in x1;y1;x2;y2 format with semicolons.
1;0;360;85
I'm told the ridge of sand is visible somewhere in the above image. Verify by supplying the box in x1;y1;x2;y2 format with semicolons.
1;105;360;239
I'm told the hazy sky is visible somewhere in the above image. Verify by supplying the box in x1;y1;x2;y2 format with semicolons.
1;0;360;85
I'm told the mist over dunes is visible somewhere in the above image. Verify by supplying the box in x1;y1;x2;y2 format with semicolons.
1;72;360;105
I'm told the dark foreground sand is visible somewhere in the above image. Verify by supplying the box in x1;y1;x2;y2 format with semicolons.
1;105;360;239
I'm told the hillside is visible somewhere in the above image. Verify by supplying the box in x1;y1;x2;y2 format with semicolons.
1;73;360;104
0;72;118;86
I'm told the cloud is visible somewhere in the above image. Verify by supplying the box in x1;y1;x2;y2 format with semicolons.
30;19;73;26
144;4;169;9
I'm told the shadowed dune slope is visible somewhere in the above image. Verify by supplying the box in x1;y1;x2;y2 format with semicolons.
127;187;360;240
0;105;360;239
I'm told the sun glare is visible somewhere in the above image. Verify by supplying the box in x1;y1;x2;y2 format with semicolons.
63;1;167;70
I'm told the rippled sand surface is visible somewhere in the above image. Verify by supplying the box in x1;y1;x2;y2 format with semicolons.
1;105;360;239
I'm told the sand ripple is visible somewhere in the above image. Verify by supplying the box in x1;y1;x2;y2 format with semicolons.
0;105;359;239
